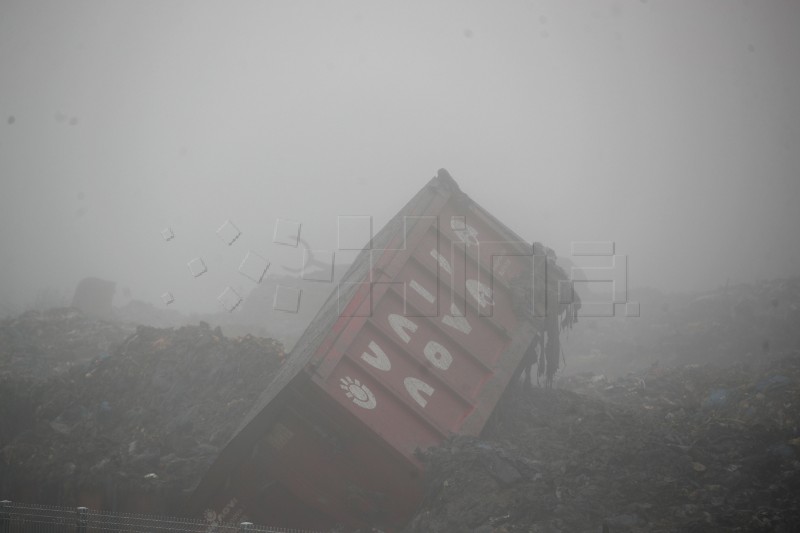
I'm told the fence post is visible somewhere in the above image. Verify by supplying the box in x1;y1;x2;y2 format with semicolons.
0;500;11;533
239;522;253;532
76;506;89;533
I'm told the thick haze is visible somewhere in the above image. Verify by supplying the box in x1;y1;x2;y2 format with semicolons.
1;0;799;315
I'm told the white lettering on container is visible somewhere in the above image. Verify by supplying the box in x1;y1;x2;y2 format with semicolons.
409;279;435;304
340;376;377;409
430;249;453;274
389;314;418;344
466;279;494;308
452;222;480;247
423;341;453;370
442;303;472;334
404;377;435;408
361;341;391;371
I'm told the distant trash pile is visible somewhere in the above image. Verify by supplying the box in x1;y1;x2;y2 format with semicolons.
0;307;133;380
564;276;800;377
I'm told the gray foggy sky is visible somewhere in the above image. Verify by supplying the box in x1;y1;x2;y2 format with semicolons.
1;0;799;314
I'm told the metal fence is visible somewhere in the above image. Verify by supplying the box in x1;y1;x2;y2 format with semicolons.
0;501;322;533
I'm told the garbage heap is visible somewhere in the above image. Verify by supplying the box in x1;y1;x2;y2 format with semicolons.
1;317;285;513
405;348;800;531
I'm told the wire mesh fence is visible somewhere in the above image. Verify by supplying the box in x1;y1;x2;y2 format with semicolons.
0;501;322;533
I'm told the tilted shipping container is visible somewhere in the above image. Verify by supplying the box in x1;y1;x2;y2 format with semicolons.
188;169;577;531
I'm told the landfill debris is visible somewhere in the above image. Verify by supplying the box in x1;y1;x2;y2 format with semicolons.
405;352;800;532
1;318;285;512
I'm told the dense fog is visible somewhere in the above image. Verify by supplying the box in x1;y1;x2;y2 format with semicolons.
1;0;798;316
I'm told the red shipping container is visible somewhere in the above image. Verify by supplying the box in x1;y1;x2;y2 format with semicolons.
188;169;577;531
